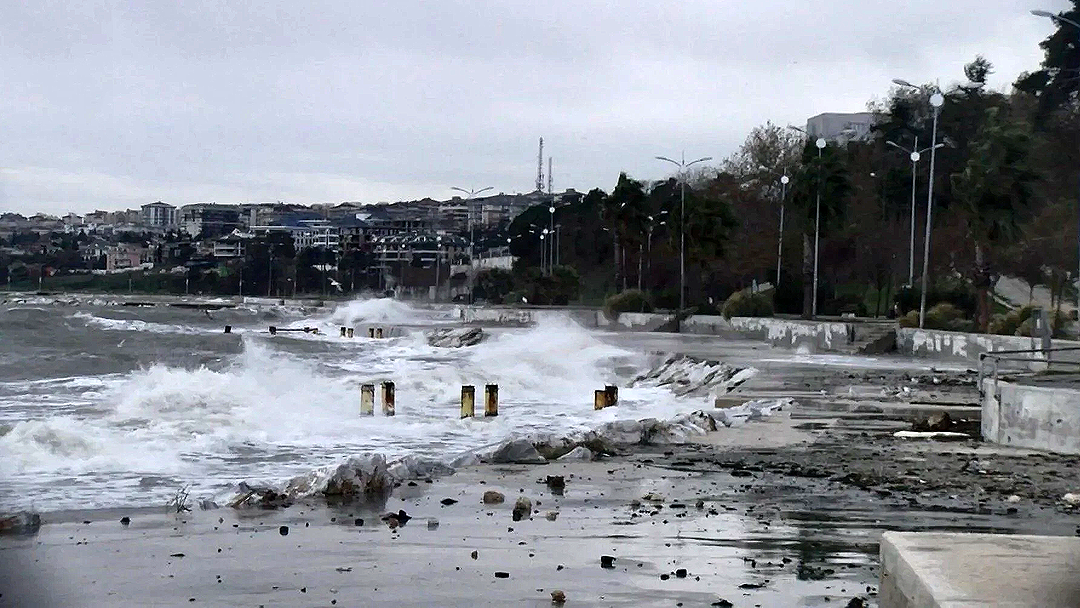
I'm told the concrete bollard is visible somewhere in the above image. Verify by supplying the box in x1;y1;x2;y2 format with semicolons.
381;381;395;416
594;389;607;410
368;327;375;338
484;384;499;417
269;325;277;335
347;327;354;338
340;326;347;337
360;384;375;416
224;325;232;334
376;327;384;339
461;385;475;418
605;385;618;406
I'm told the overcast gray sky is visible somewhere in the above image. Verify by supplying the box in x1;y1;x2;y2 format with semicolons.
1;0;1070;214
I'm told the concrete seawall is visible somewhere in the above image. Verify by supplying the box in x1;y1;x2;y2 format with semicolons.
981;377;1080;455
880;531;1080;607
454;306;601;327
727;317;853;352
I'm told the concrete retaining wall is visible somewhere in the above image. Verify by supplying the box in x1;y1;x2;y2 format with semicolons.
981;378;1080;455
596;312;672;331
727;317;854;352
899;328;1046;366
681;315;739;336
454;306;599;327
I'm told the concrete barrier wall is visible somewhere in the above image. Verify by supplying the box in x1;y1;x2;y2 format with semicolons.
981;378;1080;455
727;317;854;352
681;315;738;336
455;306;599;327
899;328;1045;365
596;312;672;331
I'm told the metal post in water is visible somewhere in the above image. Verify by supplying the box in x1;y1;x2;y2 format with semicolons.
360;384;375;416
605;385;619;406
224;325;232;334
594;389;607;410
461;385;475;418
376;327;384;339
368;327;375;338
381;381;396;416
484;384;499;417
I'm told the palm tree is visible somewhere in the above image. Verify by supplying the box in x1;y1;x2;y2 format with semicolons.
952;106;1038;331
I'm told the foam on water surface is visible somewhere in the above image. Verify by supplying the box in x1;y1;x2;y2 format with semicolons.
0;298;731;511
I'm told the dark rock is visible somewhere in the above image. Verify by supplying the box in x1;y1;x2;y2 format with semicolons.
119;517;131;526
545;475;566;494
354;518;364;526
483;490;505;504
913;412;954;432
488;439;547;464
427;327;485;348
551;590;566;605
278;526;289;536
739;583;764;589
440;498;458;506
712;600;734;608
471;550;479;559
0;511;41;536
660;573;670;580
494;571;510;579
600;555;616;569
846;598;867;608
512;497;533;522
675;568;687;578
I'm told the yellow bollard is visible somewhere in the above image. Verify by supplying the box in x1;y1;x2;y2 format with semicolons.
360;384;375;416
461;385;475;418
347;327;354;338
594;389;607;410
381;381;396;416
376;327;384;339
484;384;499;417
368;327;375;338
605;385;618;406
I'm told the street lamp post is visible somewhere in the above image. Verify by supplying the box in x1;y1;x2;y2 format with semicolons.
787;127;827;317
450;186;493;258
1032;8;1080;314
894;78;945;328
886;138;945;286
434;236;443;302
656;153;713;319
548;205;556;273
759;165;791;289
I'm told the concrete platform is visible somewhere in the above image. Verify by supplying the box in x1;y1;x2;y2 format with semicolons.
880;531;1080;607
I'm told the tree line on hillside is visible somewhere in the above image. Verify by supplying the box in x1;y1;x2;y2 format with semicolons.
489;6;1080;334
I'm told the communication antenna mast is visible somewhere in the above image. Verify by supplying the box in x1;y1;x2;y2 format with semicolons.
535;137;544;192
547;157;553;195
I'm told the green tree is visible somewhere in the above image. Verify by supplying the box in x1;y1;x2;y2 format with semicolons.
1016;2;1080;118
951;106;1039;331
790;140;850;318
604;173;648;291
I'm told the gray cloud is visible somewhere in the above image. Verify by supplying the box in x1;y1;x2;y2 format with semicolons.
1;0;1068;214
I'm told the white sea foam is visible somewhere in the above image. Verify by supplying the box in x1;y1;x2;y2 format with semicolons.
0;301;742;511
71;311;209;335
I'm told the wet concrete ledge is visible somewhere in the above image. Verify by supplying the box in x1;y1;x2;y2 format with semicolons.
879;531;1080;607
981;377;1080;455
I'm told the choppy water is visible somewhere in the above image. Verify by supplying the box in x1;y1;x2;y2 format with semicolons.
0;296;716;511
